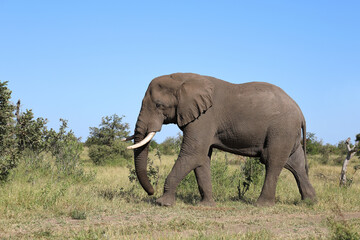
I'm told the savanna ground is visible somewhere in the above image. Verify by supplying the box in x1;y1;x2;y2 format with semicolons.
1;149;360;239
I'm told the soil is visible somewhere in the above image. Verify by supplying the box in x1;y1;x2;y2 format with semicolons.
4;207;360;239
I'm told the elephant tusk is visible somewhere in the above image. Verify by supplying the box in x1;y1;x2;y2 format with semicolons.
121;135;135;142
127;132;156;150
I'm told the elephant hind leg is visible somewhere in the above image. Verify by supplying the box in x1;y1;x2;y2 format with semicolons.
256;138;293;206
285;146;316;202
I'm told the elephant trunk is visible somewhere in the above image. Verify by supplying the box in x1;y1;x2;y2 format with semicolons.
134;134;154;195
133;114;155;195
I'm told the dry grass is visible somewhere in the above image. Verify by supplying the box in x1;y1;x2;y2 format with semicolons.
1;150;360;239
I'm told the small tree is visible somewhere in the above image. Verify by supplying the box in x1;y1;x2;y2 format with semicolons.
47;119;84;175
15;108;48;153
158;133;182;155
0;81;18;181
86;114;130;146
86;114;132;165
306;132;323;155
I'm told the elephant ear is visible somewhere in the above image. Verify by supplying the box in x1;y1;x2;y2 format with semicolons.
176;77;214;127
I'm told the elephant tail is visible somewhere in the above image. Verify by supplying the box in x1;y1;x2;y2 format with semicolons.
302;120;309;176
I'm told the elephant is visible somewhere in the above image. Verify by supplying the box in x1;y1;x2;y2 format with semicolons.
125;73;316;207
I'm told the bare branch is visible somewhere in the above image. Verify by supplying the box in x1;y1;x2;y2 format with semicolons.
340;137;359;186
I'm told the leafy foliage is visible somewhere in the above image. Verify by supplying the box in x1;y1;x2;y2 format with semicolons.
149;140;159;152
356;134;360;157
127;157;159;187
15;109;48;153
177;155;264;203
238;157;264;200
306;132;360;165
49;119;86;176
0;81;88;182
157;132;182;155
86;114;129;146
86;114;132;166
306;132;324;155
0;81;17;181
327;205;360;240
88;139;132;166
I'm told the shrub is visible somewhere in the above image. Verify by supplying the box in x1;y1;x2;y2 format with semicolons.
149;140;159;152
15;109;48;153
176;156;264;204
127;157;159;187
0;81;18;181
306;132;323;155
88;139;132;166
238;157;264;200
328;217;360;240
212;159;242;202
327;204;360;240
70;209;87;220
86;114;130;146
0;155;17;182
158;133;182;155
0;81;91;183
86;114;132;166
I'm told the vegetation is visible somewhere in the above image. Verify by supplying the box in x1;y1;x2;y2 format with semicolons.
0;81;18;181
1;148;360;239
1;81;360;239
0;81;87;183
156;132;183;155
86;114;132;166
306;132;360;166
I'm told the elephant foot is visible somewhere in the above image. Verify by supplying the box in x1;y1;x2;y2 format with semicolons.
302;196;317;205
301;187;317;204
255;198;275;207
198;199;216;207
156;195;176;207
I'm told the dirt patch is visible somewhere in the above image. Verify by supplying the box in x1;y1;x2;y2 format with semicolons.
3;210;360;239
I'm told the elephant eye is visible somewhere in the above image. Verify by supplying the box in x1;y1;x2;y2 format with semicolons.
155;103;162;108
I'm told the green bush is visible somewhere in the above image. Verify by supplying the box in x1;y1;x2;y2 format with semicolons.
212;159;242;202
70;209;87;220
238;157;264;200
127;157;159;186
22;119;93;181
0;81;18;181
306;132;323;155
328;217;360;240
149;140;159;152
158;133;182;155
86;114;132;166
86;114;130;146
88;139;132;166
1;81;89;181
176;156;264;204
15;109;48;153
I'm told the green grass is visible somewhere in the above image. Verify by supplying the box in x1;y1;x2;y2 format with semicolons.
1;149;360;239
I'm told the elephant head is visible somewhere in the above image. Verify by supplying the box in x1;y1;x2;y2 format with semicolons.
127;73;214;195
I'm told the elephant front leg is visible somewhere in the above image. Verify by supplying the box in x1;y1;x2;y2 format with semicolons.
156;155;199;206
194;158;216;206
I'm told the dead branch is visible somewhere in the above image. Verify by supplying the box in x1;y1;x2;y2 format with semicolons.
340;137;359;186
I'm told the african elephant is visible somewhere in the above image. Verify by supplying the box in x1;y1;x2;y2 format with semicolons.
125;73;316;207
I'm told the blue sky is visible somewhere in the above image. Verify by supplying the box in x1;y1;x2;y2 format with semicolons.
1;1;359;145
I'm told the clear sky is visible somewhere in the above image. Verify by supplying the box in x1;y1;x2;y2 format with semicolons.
1;1;359;145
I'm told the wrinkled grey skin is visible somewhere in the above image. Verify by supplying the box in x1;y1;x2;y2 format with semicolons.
132;73;316;207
